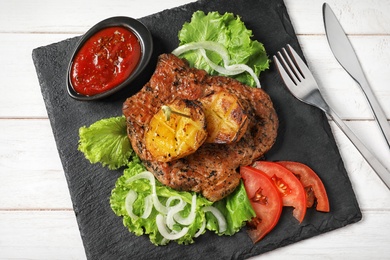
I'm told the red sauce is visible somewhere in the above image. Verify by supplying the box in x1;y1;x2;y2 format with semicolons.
71;26;141;96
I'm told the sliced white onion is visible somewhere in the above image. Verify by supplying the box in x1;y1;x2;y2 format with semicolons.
166;196;184;208
125;191;154;220
156;214;189;240
125;171;154;183
172;41;261;88
151;194;167;214
125;190;139;220
172;41;230;66
203;206;227;233
166;196;186;230
125;171;167;214
140;194;153;219
227;64;261;89
199;49;261;88
125;171;212;241
194;218;206;238
174;194;197;226
199;49;244;75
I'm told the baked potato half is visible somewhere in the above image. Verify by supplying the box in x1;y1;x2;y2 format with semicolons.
200;89;249;144
145;98;207;162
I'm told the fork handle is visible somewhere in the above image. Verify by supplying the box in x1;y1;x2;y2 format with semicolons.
327;108;390;190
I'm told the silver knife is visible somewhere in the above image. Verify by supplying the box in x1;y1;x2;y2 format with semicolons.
323;3;390;148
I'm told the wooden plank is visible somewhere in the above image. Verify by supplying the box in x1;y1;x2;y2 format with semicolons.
0;33;78;118
0;119;72;209
0;0;389;259
263;210;390;259
0;119;61;171
2;33;389;119
285;0;390;35
0;211;86;260
0;0;196;33
0;0;389;34
298;35;390;120
0;169;72;210
329;121;390;210
1;119;389;210
0;210;388;260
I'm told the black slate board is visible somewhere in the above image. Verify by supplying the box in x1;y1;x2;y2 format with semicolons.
32;0;362;259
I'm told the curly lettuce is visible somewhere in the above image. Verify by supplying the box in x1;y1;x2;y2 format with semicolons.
77;10;266;245
78;116;255;245
176;11;269;87
110;155;255;245
78;116;133;170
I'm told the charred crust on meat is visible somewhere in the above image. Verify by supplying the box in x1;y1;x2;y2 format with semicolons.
123;53;278;202
208;171;217;178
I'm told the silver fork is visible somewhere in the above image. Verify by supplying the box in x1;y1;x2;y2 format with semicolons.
273;44;390;190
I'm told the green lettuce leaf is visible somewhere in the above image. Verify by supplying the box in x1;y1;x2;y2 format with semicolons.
110;155;213;245
78;116;133;170
110;155;255;245
177;11;270;87
210;181;255;235
79;10;265;242
79;116;255;245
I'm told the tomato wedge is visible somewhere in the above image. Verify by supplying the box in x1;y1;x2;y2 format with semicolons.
240;166;283;243
276;161;330;212
252;161;307;223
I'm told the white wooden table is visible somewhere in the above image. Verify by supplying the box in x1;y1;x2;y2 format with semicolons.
1;0;389;259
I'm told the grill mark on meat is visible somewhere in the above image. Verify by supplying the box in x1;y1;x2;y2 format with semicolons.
123;54;278;201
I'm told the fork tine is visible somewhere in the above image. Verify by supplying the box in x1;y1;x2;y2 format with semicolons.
277;50;298;85
273;54;297;88
286;44;312;80
275;45;390;190
274;47;306;86
281;47;304;83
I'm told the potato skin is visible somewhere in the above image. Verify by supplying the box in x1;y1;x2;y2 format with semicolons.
123;54;278;201
200;89;249;144
144;98;207;162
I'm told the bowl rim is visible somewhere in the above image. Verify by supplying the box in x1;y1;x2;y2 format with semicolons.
66;16;153;101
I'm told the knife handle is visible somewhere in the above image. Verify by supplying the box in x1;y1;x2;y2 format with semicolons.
358;77;390;148
327;107;390;190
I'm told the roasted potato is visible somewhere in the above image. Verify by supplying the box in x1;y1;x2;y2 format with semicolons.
200;89;248;144
145;98;207;162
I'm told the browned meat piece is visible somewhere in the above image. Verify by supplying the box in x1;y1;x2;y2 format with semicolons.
123;53;278;201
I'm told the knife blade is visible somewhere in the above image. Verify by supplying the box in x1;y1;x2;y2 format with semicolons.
323;3;390;148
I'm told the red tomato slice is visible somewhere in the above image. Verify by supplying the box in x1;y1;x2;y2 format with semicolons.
240;166;283;243
252;161;307;223
276;161;330;212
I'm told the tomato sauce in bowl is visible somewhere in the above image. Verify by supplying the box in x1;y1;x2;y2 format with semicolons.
67;16;153;101
71;27;141;96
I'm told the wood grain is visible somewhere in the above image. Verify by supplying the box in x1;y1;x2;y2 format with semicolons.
0;0;389;259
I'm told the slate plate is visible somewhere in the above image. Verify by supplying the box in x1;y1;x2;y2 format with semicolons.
32;0;362;259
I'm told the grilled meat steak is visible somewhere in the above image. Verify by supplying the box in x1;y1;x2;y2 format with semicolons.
123;54;278;201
